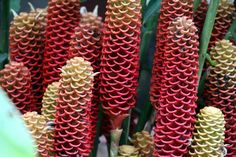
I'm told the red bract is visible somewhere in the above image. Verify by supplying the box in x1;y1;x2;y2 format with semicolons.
154;17;199;157
9;9;47;112
43;0;80;89
0;62;33;114
54;57;94;156
100;0;141;119
204;40;236;156
150;0;194;109
68;12;103;138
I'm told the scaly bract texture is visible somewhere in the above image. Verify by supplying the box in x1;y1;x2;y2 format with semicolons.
204;39;236;156
117;145;139;157
54;57;94;156
68;12;103;138
189;106;225;157
150;0;194;109
23;112;48;157
154;16;199;156
43;0;80;89
0;62;33;114
9;9;47;112
100;0;141;118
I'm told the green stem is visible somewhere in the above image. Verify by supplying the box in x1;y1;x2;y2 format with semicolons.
89;104;104;157
119;110;131;145
198;0;220;82
225;19;236;41
110;129;123;157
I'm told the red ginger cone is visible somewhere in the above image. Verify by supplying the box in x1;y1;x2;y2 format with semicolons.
150;0;194;110
0;62;34;114
208;0;235;50
100;0;141;120
154;16;199;156
43;0;80;89
54;57;94;156
9;8;47;113
68;11;103;139
204;39;236;156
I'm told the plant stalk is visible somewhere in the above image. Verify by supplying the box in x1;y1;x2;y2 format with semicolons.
110;129;123;157
198;0;220;82
120;110;131;145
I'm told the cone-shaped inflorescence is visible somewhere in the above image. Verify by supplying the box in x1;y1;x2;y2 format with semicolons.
0;62;34;114
68;11;103;138
208;0;235;50
23;111;48;157
193;0;208;36
150;0;194;109
54;57;94;156
9;8;47;113
154;16;199;156
204;39;236;156
132;131;154;157
189;106;226;157
41;81;60;121
117;145;139;157
43;0;80;89
100;0;141;120
41;81;59;156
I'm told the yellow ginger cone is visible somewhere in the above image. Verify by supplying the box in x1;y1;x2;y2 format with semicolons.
23;111;48;157
118;145;140;157
41;81;60;156
132;131;154;156
189;106;226;157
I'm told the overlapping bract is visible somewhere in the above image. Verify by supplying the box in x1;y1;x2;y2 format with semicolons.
43;0;80;89
204;39;236;156
41;81;60;121
9;8;47;112
23;111;48;157
189;106;225;157
150;0;194;109
68;12;103;137
154;17;199;156
0;62;33;114
100;0;141;117
208;0;235;49
54;57;94;156
118;145;139;157
132;131;154;156
41;81;59;156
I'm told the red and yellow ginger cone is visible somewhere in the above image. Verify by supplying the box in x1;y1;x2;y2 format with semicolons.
9;8;47;113
68;11;103;139
0;62;34;114
154;16;199;156
208;0;235;50
204;39;236;156
41;81;60;156
189;106;226;157
132;131;154;157
54;57;94;156
43;0;80;89
23;111;48;157
100;0;141;123
193;0;208;36
150;0;194;109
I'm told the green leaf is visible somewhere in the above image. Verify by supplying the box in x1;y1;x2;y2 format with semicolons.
143;0;161;24
225;19;236;42
194;0;203;12
10;0;21;12
0;89;36;157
